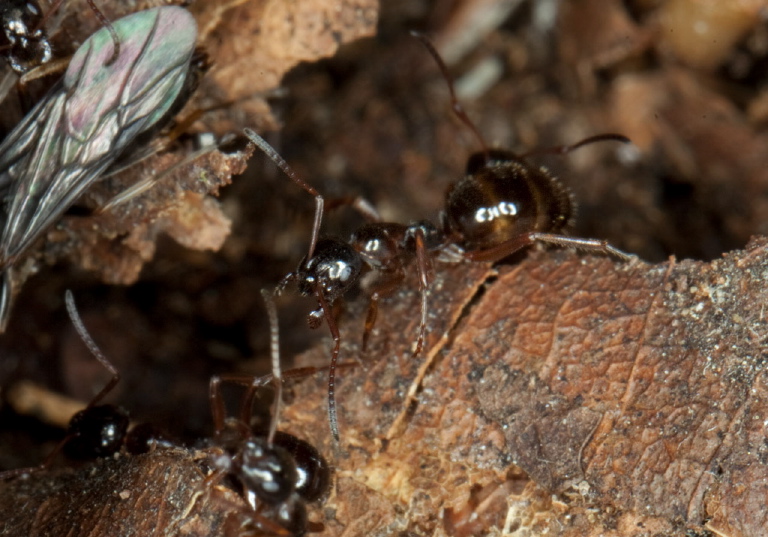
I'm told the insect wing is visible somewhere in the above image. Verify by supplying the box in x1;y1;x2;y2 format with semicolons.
0;0;52;74
0;6;198;266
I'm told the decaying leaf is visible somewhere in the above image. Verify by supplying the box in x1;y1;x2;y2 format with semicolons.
281;237;768;537
0;448;250;537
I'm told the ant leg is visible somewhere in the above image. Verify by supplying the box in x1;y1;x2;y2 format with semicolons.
461;235;533;262
313;285;342;444
518;133;631;159
412;227;432;356
325;195;381;222
244;128;325;260
361;295;379;353
210;373;273;440
360;273;402;355
464;232;634;262
209;376;227;438
528;232;636;261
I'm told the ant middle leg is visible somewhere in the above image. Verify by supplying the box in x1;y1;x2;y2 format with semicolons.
324;195;381;222
463;231;635;263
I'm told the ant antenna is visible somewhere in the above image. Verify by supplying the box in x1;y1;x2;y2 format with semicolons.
411;31;490;161
39;0;120;65
244;128;324;261
261;288;282;446
64;290;119;408
518;133;631;159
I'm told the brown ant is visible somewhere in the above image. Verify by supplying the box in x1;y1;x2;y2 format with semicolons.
244;35;634;444
1;290;331;536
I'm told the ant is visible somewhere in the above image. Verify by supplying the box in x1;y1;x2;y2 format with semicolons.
244;34;634;445
1;0;52;75
1;289;331;536
206;290;332;536
1;0;119;76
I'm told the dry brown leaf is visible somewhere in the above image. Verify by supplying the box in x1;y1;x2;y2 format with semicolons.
279;237;768;537
0;448;251;537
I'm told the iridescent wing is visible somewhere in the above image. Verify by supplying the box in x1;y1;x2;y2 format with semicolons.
0;6;198;327
0;0;52;74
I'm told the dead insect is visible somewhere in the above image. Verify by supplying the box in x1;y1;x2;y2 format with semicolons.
0;6;199;331
244;35;634;445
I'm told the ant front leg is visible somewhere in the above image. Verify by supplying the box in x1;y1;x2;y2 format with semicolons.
312;285;343;445
360;273;402;355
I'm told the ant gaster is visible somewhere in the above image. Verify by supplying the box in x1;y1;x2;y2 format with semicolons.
244;35;634;445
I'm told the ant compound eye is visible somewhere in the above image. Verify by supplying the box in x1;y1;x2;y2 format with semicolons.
237;438;299;504
64;404;129;459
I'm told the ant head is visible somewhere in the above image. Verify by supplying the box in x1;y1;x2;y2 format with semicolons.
63;404;129;459
297;237;363;304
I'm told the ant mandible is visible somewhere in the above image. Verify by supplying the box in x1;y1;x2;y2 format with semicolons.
244;34;634;445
